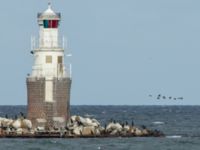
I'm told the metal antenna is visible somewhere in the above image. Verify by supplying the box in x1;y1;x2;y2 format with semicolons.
31;36;33;50
69;64;72;79
31;36;36;50
48;0;51;9
63;36;65;49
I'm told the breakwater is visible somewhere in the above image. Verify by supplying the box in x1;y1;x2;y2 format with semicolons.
0;115;164;138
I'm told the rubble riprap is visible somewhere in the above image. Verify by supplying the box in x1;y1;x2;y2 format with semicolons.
0;116;164;138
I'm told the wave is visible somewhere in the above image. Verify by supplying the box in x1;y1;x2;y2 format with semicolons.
152;121;165;125
166;135;182;139
84;114;94;118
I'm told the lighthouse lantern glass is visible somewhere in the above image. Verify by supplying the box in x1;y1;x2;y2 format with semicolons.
43;20;59;28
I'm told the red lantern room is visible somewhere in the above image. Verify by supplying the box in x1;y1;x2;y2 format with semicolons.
37;3;61;29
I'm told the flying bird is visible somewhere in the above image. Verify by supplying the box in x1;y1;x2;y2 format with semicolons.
149;94;184;101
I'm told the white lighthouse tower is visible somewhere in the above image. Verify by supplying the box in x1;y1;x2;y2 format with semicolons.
27;3;72;128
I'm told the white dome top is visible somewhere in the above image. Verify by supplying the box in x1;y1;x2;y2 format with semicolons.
38;3;60;21
42;3;56;16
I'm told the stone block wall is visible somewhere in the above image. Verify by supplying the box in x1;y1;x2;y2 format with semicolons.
26;77;72;128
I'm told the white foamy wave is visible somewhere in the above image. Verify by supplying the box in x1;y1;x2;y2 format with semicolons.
166;135;182;139
84;114;94;118
152;121;165;125
102;111;106;114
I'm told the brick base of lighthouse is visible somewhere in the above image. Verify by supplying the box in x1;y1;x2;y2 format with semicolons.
26;77;71;128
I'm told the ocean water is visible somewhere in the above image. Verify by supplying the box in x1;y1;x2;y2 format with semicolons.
0;105;199;150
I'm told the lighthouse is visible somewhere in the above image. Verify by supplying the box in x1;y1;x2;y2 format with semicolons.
27;4;72;128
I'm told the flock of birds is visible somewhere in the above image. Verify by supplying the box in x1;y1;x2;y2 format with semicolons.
149;94;184;100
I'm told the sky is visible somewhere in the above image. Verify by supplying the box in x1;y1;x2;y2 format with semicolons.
0;0;200;105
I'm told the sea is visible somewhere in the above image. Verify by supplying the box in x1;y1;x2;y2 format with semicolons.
0;105;199;150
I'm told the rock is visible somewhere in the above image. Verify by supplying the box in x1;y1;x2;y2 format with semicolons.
73;126;83;136
0;115;165;137
91;119;100;126
21;129;30;134
82;126;95;136
1;118;13;128
36;126;45;132
75;116;81;122
98;126;105;134
123;125;130;132
29;130;35;135
85;118;93;124
120;130;129;136
16;128;23;135
12;119;32;130
110;129;118;136
70;116;77;123
6;128;11;134
67;123;78;131
130;126;137;134
134;128;143;136
22;119;32;129
142;129;149;136
75;116;99;127
12;119;21;129
89;122;99;127
86;118;99;127
106;123;122;133
95;128;101;136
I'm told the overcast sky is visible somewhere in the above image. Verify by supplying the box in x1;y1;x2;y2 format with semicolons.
0;0;200;105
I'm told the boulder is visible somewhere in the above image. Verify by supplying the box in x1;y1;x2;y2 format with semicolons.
29;130;35;135
36;126;45;132
22;119;32;129
94;128;101;136
82;126;95;136
130;126;137;134
70;116;77;123
12;119;32;130
106;123;122;133
85;118;99;127
85;118;93;124
134;128;143;136
67;123;78;131
73;126;83;136
92;119;100;126
98;126;105;134
12;119;21;129
16;128;23;135
6;128;11;134
76;116;99;127
110;129;118;136
123;125;130;132
142;129;150;136
1;118;13;128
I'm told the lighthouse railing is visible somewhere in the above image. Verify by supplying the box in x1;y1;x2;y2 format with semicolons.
31;36;66;50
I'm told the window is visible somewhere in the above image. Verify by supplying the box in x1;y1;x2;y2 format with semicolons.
46;56;52;63
57;56;63;64
43;20;58;28
45;80;53;102
43;20;49;28
52;20;58;28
